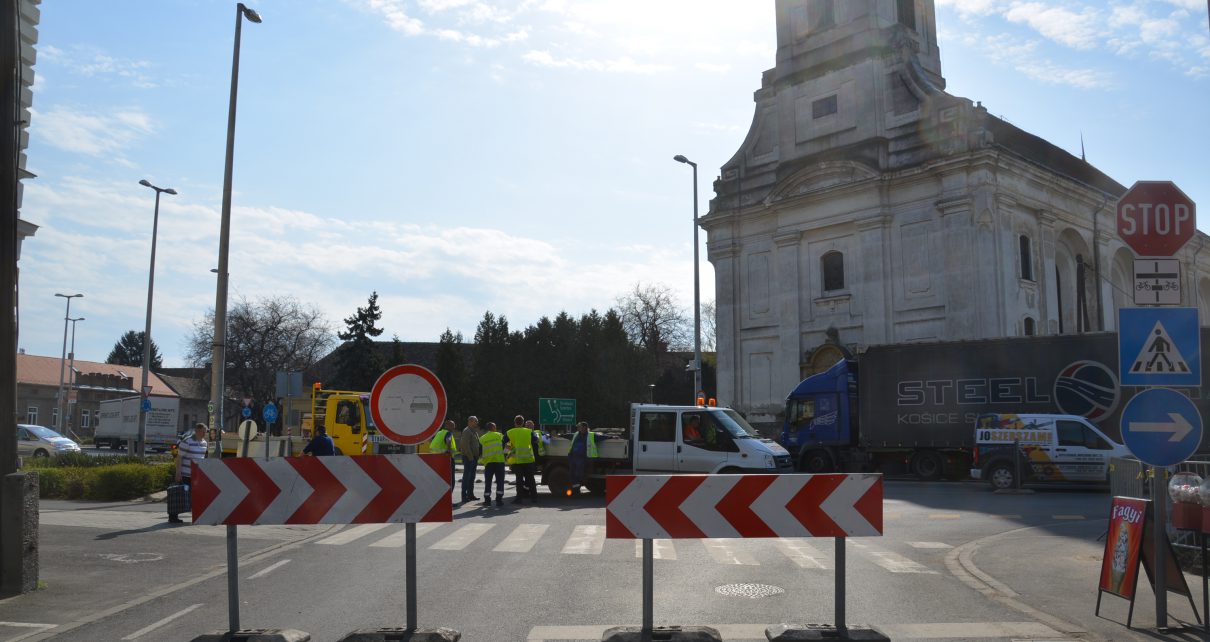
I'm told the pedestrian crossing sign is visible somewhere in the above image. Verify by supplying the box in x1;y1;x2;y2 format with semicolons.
1118;307;1200;386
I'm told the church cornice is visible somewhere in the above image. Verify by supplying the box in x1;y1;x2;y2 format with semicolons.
766;160;881;205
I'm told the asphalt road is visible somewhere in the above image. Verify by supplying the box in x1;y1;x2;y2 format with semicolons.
1;481;1206;642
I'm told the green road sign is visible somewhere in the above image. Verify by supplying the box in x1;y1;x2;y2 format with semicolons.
538;398;577;425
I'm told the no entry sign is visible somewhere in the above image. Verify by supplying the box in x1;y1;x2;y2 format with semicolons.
370;364;447;445
1117;181;1196;257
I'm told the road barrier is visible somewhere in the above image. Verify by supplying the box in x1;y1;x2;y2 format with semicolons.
605;473;885;642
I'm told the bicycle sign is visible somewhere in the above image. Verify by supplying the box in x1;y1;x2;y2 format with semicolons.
1133;258;1180;306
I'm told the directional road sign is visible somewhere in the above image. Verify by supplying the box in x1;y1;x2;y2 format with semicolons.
1117;181;1196;257
262;402;278;424
1133;258;1181;306
241;406;252;419
141;399;152;412
1118;307;1200;386
539;398;577;425
370;364;447;445
1119;388;1203;467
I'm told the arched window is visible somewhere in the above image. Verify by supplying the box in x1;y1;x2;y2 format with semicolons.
1023;317;1036;336
1019;235;1033;281
822;252;844;292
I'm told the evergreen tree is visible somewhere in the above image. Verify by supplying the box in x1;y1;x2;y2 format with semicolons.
106;330;163;369
435;329;470;422
332;292;386;391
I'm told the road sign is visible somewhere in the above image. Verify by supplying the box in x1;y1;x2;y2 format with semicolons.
1133;258;1180;305
141;399;152;412
191;454;453;525
241;406;252;419
539;398;577;425
1116;181;1196;257
237;419;259;440
370;364;447;445
1119;388;1203;467
262;402;278;424
1118;308;1200;386
606;473;883;539
275;371;304;399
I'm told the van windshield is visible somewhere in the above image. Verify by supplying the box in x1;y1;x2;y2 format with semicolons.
711;409;760;439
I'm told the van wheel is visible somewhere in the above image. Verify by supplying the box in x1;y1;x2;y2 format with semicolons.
910;451;944;481
33;449;49;458
800;449;834;473
545;466;571;497
989;463;1016;490
719;467;742;474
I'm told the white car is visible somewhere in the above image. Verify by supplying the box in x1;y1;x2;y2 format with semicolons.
17;424;82;458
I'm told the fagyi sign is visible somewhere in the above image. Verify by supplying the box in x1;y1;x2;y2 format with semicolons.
1117;181;1196;257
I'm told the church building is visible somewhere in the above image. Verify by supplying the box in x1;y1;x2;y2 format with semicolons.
702;0;1210;423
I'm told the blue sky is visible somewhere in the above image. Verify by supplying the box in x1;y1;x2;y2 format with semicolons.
16;0;1210;368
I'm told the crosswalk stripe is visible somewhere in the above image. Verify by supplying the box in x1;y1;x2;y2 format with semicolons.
561;525;605;555
634;539;676;560
1051;515;1085;520
430;523;495;550
316;524;392;545
368;523;442;548
928;513;961;520
494;524;549;553
867;550;939;574
775;538;829;569
703;539;759;565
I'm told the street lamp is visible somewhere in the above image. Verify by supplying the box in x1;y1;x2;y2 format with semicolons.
54;292;83;430
136;180;177;457
673;154;702;403
66;317;84;436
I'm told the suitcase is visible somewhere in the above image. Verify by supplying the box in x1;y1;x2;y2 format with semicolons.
167;483;191;516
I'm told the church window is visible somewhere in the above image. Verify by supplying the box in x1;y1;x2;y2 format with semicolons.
813;95;837;119
1023;317;1036;336
897;0;916;30
822;251;844;292
1019;235;1034;281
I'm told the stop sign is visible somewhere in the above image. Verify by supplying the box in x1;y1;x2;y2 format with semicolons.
1116;181;1196;257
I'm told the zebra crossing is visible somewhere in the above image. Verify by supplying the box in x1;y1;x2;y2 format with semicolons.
305;519;954;574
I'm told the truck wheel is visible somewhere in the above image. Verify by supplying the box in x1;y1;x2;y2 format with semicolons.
545;466;571;497
910;451;944;481
800;450;834;473
585;478;606;496
989;463;1016;490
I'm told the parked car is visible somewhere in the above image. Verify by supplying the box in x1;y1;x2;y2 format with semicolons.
16;424;82;458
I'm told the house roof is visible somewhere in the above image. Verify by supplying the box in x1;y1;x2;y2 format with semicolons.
158;374;210;401
16;353;178;397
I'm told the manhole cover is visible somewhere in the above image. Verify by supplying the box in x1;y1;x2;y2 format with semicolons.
715;583;785;598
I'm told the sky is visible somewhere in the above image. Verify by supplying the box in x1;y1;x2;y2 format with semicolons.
15;0;1210;368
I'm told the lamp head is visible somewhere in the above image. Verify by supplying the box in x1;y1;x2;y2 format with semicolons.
139;179;152;188
165;188;178;195
673;155;689;164
239;4;263;23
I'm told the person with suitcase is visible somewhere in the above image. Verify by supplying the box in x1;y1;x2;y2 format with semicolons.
169;423;208;524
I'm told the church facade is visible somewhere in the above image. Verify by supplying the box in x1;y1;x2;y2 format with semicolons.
702;0;1210;423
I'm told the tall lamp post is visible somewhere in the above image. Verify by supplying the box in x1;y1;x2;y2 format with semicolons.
54;293;83;430
66;317;83;436
137;180;176;457
673;155;702;402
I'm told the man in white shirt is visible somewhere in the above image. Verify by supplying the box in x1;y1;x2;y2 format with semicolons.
171;423;208;524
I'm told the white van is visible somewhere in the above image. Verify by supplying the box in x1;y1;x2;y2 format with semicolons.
630;404;794;474
969;413;1130;489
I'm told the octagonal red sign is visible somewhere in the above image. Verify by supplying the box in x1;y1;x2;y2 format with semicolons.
1116;181;1196;257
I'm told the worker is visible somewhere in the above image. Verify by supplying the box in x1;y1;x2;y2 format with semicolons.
506;415;537;504
478;421;506;507
568;421;599;495
429;419;458;488
526;419;548;457
683;414;703;442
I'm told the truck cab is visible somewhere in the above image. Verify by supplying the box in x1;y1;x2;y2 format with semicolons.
781;359;856;472
631;403;793;474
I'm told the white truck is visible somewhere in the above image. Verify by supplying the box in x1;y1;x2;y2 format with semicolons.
94;396;181;452
538;402;795;496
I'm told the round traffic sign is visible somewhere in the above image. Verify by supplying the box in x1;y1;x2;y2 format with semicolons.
1116;181;1196;257
237;419;259;441
1120;388;1203;467
141;399;152;412
263;402;279;424
241;406;252;419
370;364;447;445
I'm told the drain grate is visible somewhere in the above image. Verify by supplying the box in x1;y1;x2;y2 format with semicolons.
715;583;785;598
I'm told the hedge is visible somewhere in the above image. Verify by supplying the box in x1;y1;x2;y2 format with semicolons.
30;463;175;500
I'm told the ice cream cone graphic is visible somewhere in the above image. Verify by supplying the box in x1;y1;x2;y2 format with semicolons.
1110;520;1130;593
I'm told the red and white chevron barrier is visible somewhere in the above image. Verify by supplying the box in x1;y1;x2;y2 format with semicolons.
606;473;882;539
192;453;452;525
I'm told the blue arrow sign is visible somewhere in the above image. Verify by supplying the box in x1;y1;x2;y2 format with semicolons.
1120;388;1203;467
241;406;252;419
141;399;152;412
263;403;278;424
1118;307;1200;386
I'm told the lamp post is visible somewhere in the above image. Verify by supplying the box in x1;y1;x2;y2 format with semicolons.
66;317;83;436
54;293;83;430
137;180;177;457
673;154;702;403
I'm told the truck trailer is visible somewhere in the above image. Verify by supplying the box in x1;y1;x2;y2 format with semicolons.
94;395;181;452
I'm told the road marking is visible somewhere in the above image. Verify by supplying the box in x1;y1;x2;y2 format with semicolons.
0;622;56;629
928;513;962;520
867;550;938;574
120;603;203;640
775;538;829;569
998;514;1023;519
430;523;494;550
316;523;392;546
494;524;549;553
1051;515;1086;520
368;523;441;547
702;539;759;565
634;539;676;560
908;541;953;549
561;525;605;555
247;559;291;580
526;622;1063;641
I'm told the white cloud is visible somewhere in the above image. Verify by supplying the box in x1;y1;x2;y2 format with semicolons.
37;45;157;88
936;0;999;17
522;50;671;74
695;63;732;74
1004;2;1102;50
31;106;155;161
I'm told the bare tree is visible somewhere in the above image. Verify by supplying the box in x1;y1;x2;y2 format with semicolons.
615;282;691;355
700;299;717;352
186;295;334;415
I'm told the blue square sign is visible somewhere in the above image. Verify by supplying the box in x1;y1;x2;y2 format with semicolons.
1118;307;1200;386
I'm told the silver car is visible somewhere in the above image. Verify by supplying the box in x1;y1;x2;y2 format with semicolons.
17;424;82;458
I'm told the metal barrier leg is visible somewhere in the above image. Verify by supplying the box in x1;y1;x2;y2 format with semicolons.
835;537;846;635
407;522;417;632
642;538;653;637
227;525;239;632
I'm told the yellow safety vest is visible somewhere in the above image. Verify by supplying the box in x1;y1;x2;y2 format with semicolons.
429;429;455;454
570;431;598;458
479;431;505;464
534;430;547;456
506;427;534;464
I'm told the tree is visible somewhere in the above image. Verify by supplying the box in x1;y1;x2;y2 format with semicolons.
186;296;334;424
106;330;163;369
700;299;717;352
435;328;470;421
331;292;386;390
615;282;691;356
